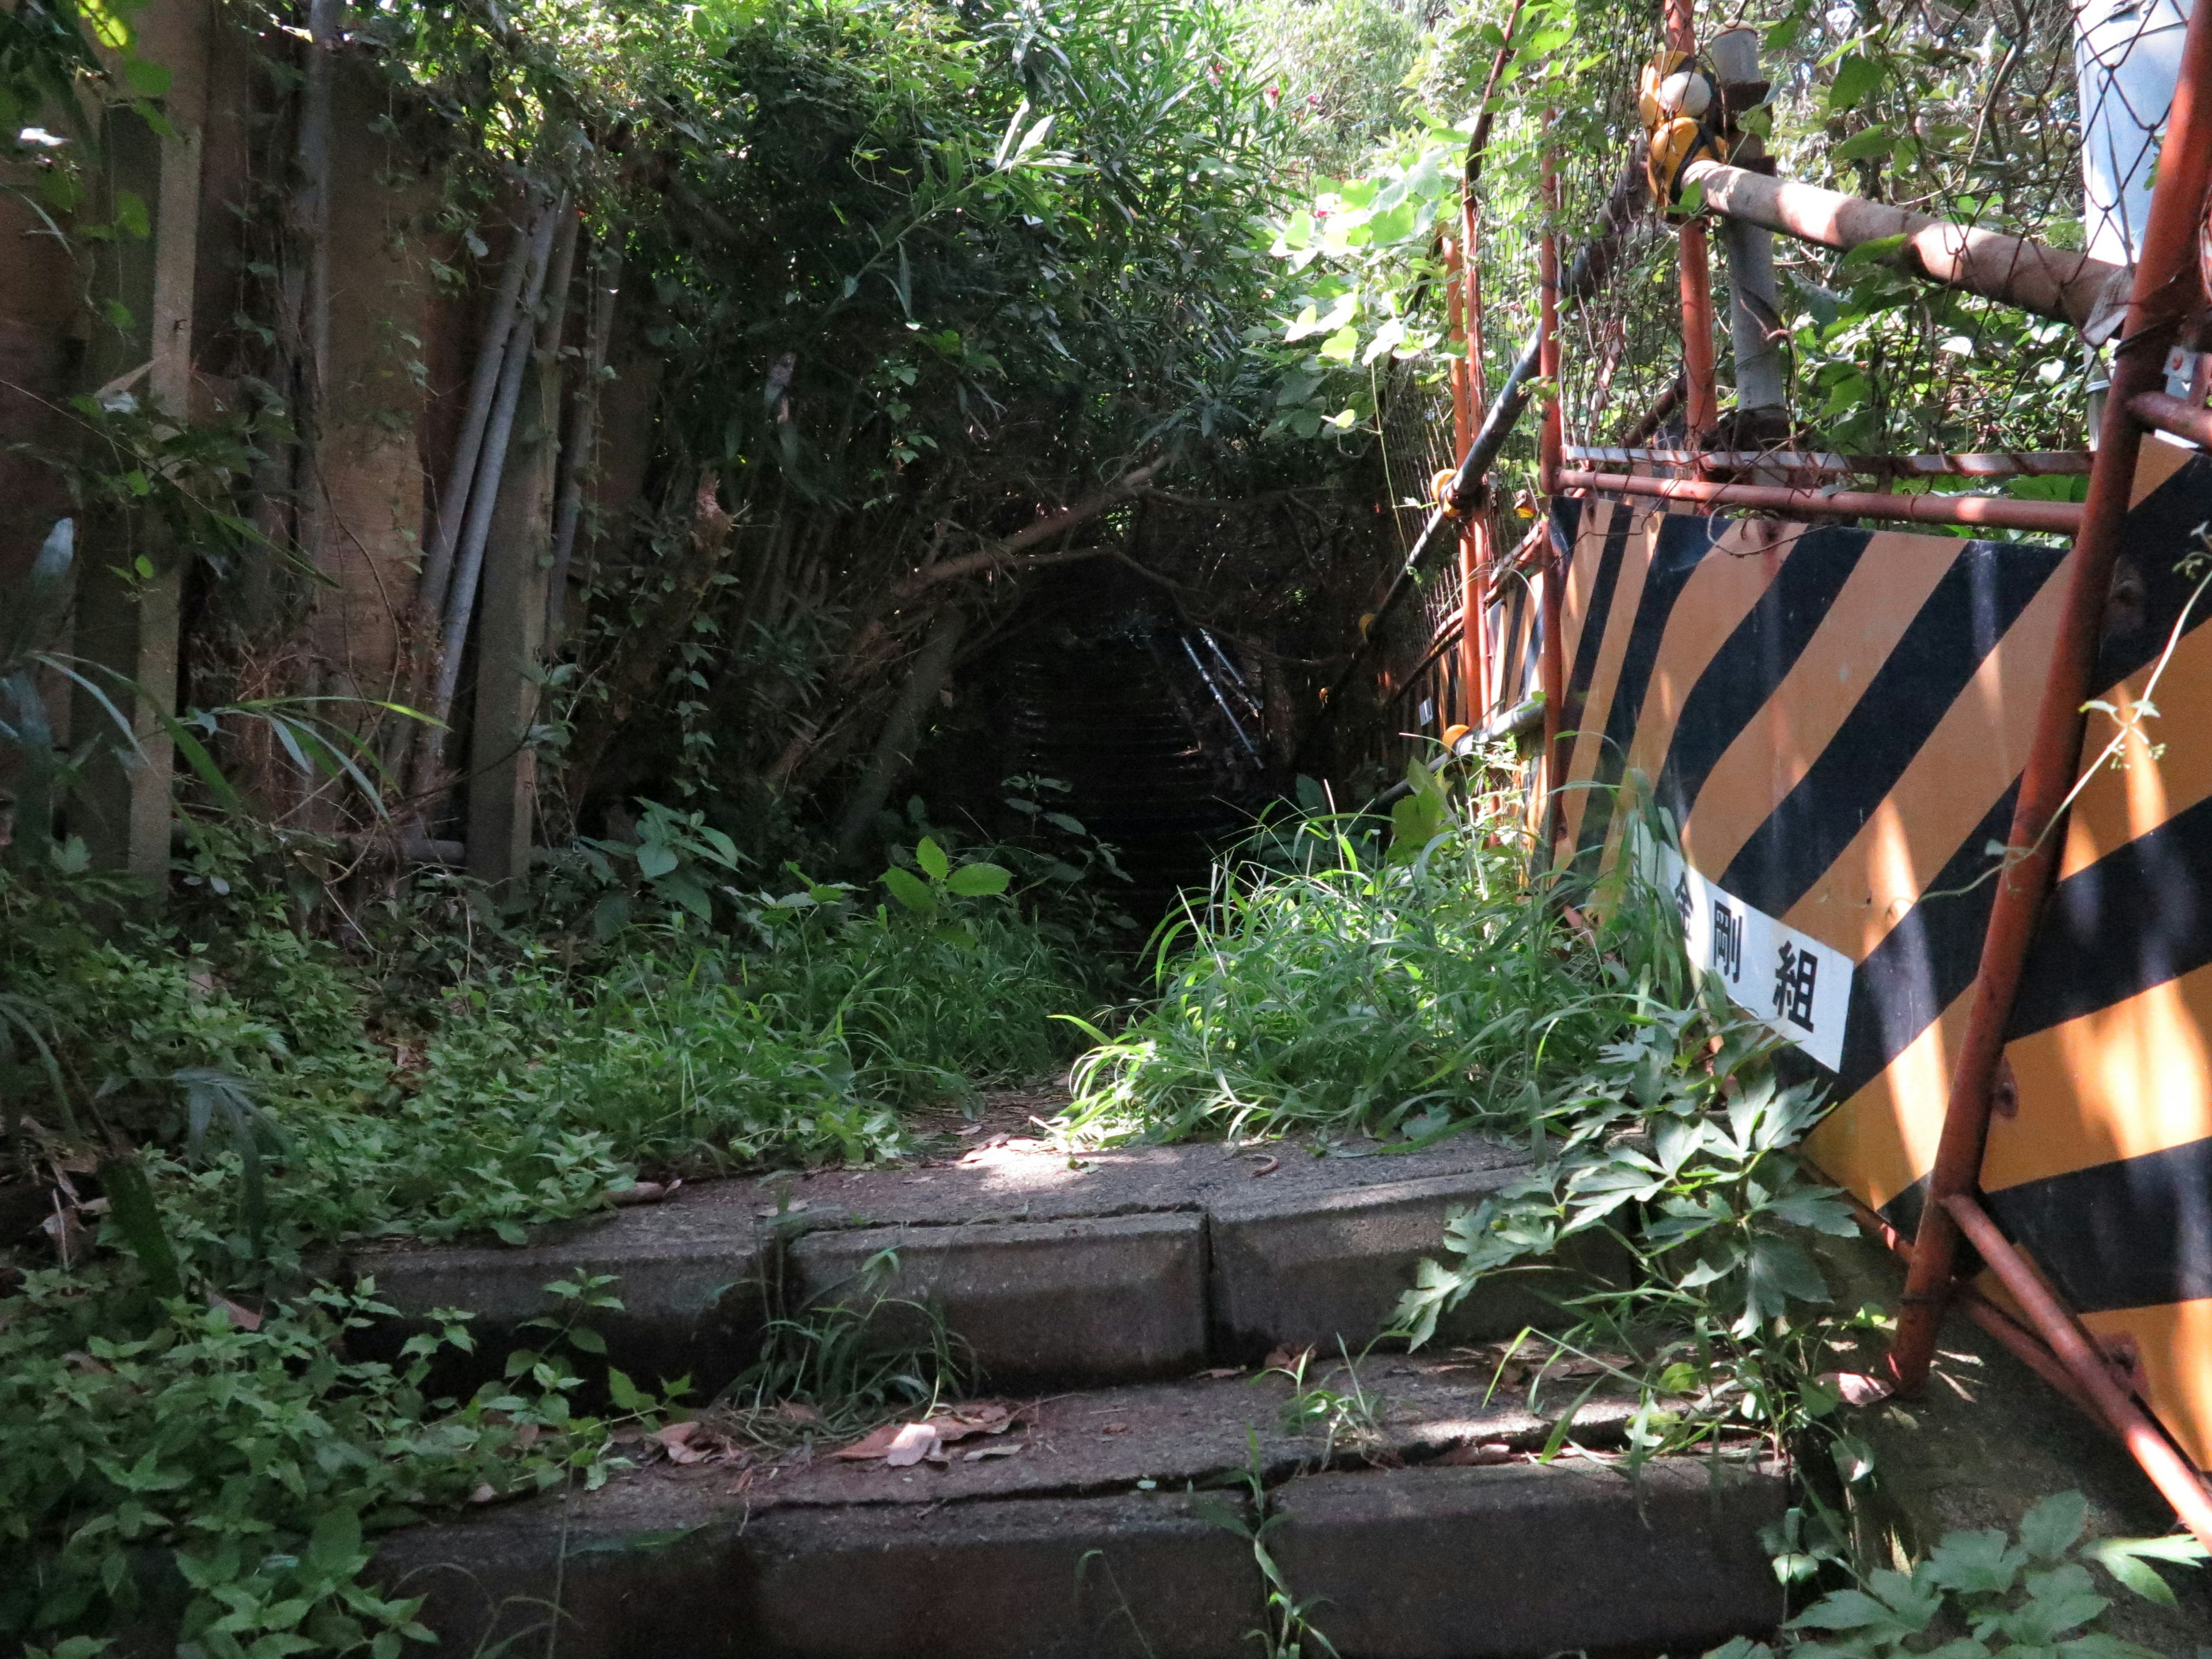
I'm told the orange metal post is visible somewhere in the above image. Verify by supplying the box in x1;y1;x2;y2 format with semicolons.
1538;142;1563;495
1461;187;1493;726
1677;225;1719;441
1447;239;1471;460
1537;132;1566;855
1889;0;2212;1419
1664;0;1717;441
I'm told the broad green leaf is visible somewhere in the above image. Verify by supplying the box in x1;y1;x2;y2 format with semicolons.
606;1367;652;1412
1827;52;1884;109
1841;233;1910;268
1831;124;1894;162
659;873;715;922
915;836;950;880
592;891;631;940
123;56;172;97
2020;1491;2090;1562
303;1507;363;1578
2082;1533;2209;1608
1926;1528;2026;1595
880;865;937;914
1738;1233;1829;1331
636;842;679;879
945;861;1011;897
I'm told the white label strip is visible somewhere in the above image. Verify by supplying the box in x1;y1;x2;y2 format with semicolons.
1656;846;1856;1073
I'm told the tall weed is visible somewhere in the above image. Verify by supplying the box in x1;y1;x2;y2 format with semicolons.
1063;774;1681;1143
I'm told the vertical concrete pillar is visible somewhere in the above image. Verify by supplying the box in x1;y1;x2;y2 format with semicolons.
1709;26;1787;432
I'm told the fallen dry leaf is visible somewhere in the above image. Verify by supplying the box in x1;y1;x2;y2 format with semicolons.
1246;1155;1279;1178
1195;1366;1245;1380
206;1294;263;1331
1263;1345;1315;1374
468;1483;498;1504
834;1421;908;1461
964;1444;1021;1462
657;1420;709;1464
1435;1441;1516;1467
754;1198;811;1218
612;1179;681;1207
1823;1370;1896;1407
927;1403;1013;1444
884;1422;938;1467
778;1402;824;1425
1100;1422;1129;1435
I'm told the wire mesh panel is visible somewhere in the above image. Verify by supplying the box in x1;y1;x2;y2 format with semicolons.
2077;0;2195;267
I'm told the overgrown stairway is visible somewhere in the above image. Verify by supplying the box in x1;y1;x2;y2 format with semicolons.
1006;629;1261;921
359;1128;1789;1658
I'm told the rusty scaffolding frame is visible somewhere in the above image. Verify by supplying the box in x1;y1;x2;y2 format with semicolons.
1512;0;2212;1548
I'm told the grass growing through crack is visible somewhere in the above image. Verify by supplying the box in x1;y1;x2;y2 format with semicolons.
706;1249;970;1455
1267;1342;1388;1466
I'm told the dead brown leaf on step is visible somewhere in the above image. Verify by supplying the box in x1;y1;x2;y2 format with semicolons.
657;1421;710;1464
652;1419;747;1467
834;1421;908;1460
612;1179;681;1207
1435;1441;1516;1466
1245;1155;1279;1178
1100;1421;1129;1435
1263;1345;1315;1374
1821;1370;1895;1407
777;1401;824;1425
1195;1366;1245;1380
884;1423;938;1467
833;1401;1021;1464
964;1444;1021;1462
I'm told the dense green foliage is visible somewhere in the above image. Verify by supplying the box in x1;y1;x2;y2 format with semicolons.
0;827;1099;1651
1065;756;1686;1142
1711;1490;2206;1659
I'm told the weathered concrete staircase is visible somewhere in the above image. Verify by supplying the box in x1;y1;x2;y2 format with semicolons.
359;1130;1788;1658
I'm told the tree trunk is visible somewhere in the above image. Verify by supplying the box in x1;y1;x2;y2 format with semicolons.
560;472;737;806
830;604;965;863
544;241;622;646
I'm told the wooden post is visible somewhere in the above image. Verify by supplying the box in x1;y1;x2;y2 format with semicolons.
71;0;212;885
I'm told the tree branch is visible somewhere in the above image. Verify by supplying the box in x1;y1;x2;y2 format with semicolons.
887;459;1165;602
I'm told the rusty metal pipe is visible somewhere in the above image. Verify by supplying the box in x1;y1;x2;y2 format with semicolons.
1683;160;2130;335
1540;142;1563;495
1889;0;2212;1401
1553;467;2085;534
2131;388;2212;448
1679;223;1720;441
1847;1196;2102;1419
1942;1195;2212;1546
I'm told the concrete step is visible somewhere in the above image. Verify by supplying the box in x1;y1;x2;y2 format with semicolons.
375;1359;1786;1659
348;1133;1577;1397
